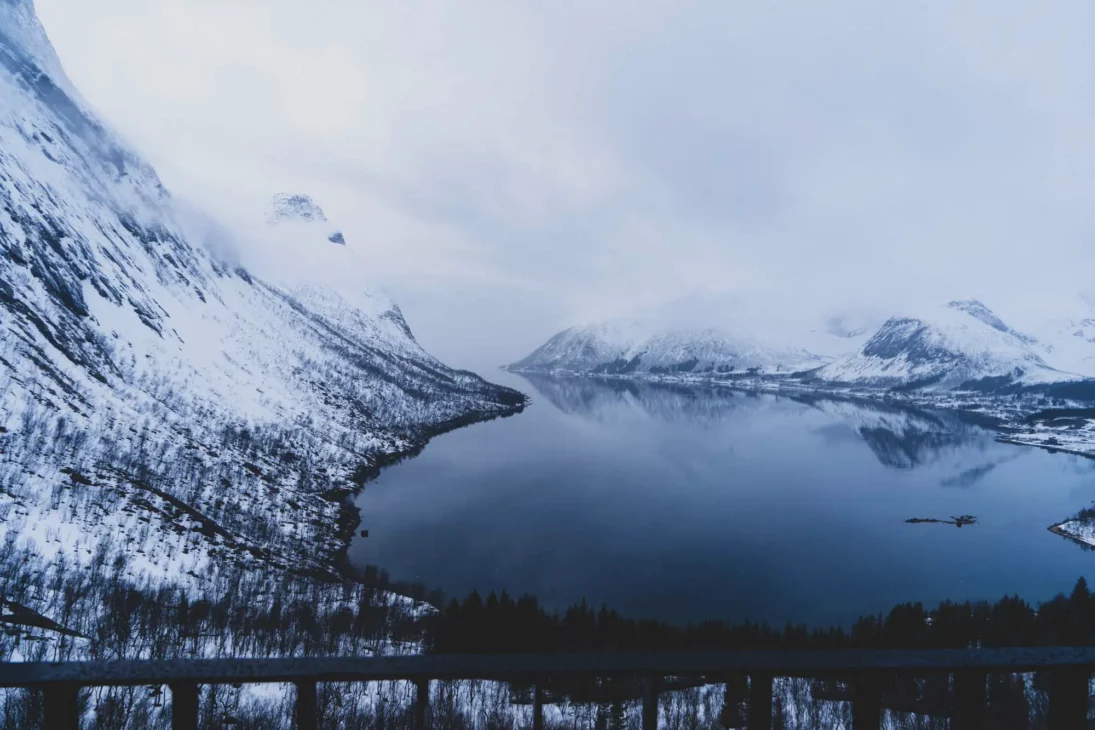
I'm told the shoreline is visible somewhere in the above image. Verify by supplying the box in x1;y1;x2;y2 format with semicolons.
1048;523;1095;549
998;436;1095;460
329;400;528;582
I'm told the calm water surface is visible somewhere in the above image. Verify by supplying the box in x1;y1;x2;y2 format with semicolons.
349;372;1095;627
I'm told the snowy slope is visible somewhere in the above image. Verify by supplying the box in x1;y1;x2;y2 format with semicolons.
815;300;1075;391
996;294;1095;379
1035;318;1095;377
0;2;524;586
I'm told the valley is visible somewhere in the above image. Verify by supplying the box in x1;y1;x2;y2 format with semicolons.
4;0;1095;726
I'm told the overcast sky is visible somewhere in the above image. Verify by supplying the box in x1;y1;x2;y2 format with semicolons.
35;0;1095;372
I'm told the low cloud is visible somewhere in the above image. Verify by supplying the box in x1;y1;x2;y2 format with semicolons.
37;0;1095;371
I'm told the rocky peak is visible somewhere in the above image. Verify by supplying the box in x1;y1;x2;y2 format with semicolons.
266;193;330;224
948;299;1036;345
0;0;65;82
947;299;1008;333
266;193;346;245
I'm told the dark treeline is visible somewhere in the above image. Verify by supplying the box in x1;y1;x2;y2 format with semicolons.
2;543;1090;728
432;577;1095;653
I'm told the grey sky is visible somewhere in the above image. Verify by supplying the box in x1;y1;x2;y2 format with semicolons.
35;0;1095;372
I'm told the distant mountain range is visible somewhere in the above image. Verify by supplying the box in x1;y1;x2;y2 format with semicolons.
813;300;1074;391
511;298;1095;395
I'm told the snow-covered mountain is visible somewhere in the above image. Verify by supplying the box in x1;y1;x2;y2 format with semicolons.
509;290;883;379
510;321;827;376
815;300;1075;391
513;295;1095;399
0;1;524;585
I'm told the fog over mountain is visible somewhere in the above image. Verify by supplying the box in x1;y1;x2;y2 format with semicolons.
34;0;1095;372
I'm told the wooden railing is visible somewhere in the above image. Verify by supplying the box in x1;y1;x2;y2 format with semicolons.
3;647;1094;729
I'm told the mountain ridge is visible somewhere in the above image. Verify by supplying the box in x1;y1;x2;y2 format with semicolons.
815;300;1074;391
513;298;1089;394
0;3;525;589
509;319;832;377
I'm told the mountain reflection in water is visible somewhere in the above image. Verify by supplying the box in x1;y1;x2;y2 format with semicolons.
350;372;1095;627
522;373;992;474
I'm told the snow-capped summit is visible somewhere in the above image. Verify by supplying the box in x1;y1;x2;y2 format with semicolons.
267;193;329;224
0;0;70;87
816;300;1072;390
266;193;346;244
509;291;875;378
947;299;1036;345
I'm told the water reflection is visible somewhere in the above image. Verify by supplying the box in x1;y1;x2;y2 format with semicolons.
521;372;992;473
350;372;1095;627
519;372;757;425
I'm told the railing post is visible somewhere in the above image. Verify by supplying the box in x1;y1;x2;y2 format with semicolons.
952;671;986;730
170;682;199;730
532;683;544;730
295;680;317;730
414;678;430;730
747;673;773;730
43;683;79;730
851;676;881;730
1048;669;1089;730
642;676;659;730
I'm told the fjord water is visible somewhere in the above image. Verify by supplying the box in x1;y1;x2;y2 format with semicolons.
349;372;1095;627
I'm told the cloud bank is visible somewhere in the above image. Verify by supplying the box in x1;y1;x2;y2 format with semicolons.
36;0;1095;371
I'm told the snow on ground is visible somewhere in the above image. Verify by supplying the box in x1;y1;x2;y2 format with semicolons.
1051;519;1095;548
999;421;1095;459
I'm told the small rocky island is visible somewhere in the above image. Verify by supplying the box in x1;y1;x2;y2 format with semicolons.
1050;507;1095;548
906;515;978;527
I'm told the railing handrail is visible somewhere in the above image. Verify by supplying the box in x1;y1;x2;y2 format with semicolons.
5;646;1095;687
